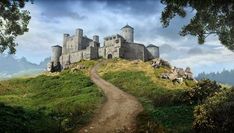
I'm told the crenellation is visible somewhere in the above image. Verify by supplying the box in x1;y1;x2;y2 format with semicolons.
48;24;160;72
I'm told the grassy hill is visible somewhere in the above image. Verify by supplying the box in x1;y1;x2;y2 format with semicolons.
98;59;196;132
0;60;103;132
1;59;231;133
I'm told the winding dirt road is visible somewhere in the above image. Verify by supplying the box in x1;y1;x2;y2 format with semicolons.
77;62;143;133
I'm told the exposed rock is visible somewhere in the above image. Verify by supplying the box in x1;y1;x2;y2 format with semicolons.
172;77;183;84
47;61;62;72
168;72;178;80
160;73;170;79
174;67;186;78
159;64;195;83
160;59;172;68
151;58;171;68
185;67;192;73
185;67;194;80
47;62;53;72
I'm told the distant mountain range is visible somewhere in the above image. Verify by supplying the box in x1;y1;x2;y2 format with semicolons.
0;54;50;79
196;69;234;86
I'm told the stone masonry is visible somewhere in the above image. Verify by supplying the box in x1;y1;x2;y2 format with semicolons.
48;25;160;71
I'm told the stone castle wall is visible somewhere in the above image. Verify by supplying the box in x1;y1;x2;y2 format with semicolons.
122;43;146;61
60;43;98;68
49;25;160;72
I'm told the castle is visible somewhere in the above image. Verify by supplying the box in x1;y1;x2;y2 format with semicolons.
47;25;160;72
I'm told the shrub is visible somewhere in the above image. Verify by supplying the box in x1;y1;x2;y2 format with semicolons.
193;88;234;133
180;79;222;104
136;111;166;133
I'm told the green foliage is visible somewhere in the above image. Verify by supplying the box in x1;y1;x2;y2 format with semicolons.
193;88;234;133
161;0;234;51
180;79;222;104
103;70;193;132
152;105;194;133
0;0;31;54
0;103;58;133
0;70;103;132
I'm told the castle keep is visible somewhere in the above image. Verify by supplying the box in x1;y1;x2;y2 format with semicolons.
47;25;159;72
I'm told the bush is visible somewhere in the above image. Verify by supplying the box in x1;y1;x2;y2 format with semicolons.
193;88;234;133
180;79;222;104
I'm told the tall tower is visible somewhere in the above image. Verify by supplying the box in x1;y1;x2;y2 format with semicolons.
51;45;62;65
121;24;134;43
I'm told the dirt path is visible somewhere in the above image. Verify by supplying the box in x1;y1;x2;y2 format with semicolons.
76;62;143;133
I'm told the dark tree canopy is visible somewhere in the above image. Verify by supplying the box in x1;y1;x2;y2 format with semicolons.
0;0;31;54
161;0;234;51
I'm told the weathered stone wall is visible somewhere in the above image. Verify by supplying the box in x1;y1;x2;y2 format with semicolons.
50;25;160;72
89;42;99;59
123;43;145;60
145;48;155;61
60;43;99;68
81;37;93;49
62;29;93;55
103;34;125;59
60;54;70;68
98;47;106;58
63;35;80;53
147;46;159;58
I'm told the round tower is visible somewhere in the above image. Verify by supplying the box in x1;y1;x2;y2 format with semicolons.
147;44;159;58
121;24;134;43
51;45;62;66
93;35;99;43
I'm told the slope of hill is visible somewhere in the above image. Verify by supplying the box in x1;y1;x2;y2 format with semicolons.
196;69;234;85
98;59;196;132
0;60;103;132
2;59;229;132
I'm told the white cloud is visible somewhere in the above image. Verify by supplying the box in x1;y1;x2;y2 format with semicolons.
12;1;234;75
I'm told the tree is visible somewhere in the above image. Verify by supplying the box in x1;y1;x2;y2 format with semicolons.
161;0;234;51
0;0;31;54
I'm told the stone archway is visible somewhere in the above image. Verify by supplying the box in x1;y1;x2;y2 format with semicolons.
107;54;112;59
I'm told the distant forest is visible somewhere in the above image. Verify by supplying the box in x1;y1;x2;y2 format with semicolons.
196;69;234;86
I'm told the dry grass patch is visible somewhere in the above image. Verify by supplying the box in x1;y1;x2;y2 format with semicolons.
98;59;192;90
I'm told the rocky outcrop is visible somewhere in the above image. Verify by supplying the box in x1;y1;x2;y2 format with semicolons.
151;58;195;83
151;58;171;68
47;62;62;72
160;66;195;83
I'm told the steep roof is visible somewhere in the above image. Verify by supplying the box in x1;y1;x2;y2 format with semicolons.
121;24;134;29
147;44;158;48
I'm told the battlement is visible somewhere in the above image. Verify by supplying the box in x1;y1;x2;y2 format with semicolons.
49;24;160;72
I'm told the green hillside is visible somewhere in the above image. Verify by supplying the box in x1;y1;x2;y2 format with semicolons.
0;60;103;132
98;59;196;132
0;59;233;133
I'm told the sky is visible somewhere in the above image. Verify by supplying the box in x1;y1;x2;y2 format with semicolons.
14;0;234;75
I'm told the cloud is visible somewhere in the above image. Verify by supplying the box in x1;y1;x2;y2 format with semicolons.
187;47;204;55
170;47;234;75
11;0;234;75
36;0;87;21
81;0;162;16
